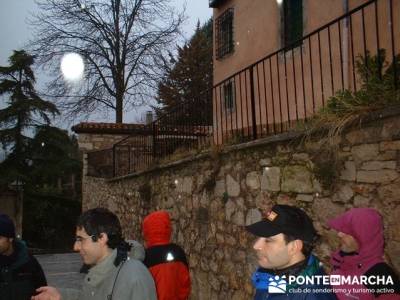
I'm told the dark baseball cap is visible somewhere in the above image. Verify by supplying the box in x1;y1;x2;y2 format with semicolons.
245;205;317;243
0;214;16;238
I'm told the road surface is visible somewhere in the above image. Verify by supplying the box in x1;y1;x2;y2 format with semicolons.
35;253;85;289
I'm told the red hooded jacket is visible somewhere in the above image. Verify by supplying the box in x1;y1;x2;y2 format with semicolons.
329;208;400;300
142;211;191;300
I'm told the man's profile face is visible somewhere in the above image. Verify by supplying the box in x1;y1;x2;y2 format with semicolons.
73;227;105;266
0;236;13;256
253;233;292;269
338;231;359;253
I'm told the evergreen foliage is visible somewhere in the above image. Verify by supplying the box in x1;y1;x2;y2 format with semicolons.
155;19;213;124
0;51;81;250
29;126;81;188
0;50;59;184
23;126;82;250
304;50;400;141
321;50;400;118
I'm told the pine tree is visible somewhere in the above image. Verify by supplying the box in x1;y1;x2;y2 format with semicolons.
22;126;82;249
29;126;81;191
0;50;59;183
156;19;213;122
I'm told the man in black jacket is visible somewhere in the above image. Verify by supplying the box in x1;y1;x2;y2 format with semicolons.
0;213;47;300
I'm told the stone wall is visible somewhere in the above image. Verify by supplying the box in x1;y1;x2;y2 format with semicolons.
77;133;129;177
81;111;400;300
78;133;128;152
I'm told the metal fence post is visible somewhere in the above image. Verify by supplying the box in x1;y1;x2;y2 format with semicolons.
249;65;258;139
152;123;157;159
112;144;116;177
128;145;131;174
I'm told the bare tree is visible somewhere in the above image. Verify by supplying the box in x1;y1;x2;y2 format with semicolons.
29;0;184;123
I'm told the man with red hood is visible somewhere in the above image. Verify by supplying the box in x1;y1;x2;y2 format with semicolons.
329;208;400;300
142;210;191;300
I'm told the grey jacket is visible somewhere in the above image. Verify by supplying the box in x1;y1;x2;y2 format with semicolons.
126;240;145;262
60;249;157;300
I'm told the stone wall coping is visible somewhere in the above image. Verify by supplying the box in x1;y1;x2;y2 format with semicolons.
86;147;113;154
72;122;151;135
106;105;400;183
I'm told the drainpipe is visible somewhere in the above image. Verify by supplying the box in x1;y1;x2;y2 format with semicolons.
342;0;349;90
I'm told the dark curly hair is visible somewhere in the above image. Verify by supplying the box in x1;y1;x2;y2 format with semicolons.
76;208;123;249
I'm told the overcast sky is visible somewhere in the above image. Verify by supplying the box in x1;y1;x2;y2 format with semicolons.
0;0;212;64
0;0;212;125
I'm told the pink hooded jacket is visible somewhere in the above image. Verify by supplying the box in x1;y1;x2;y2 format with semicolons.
328;208;399;300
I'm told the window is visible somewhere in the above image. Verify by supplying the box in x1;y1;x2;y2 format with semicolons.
216;8;234;59
223;81;235;112
282;0;303;48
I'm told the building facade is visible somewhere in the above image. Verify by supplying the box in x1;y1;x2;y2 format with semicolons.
211;0;400;143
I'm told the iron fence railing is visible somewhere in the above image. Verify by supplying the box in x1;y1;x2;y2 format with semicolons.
87;0;399;178
213;0;399;144
87;91;213;178
152;90;213;160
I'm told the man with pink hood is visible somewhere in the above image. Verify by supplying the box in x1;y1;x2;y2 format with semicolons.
328;208;400;299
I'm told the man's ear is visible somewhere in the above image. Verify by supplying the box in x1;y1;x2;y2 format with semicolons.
295;239;304;254
97;233;109;245
288;239;303;255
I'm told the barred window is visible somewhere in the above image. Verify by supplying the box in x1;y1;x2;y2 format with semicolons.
216;8;234;60
223;80;235;112
282;0;303;48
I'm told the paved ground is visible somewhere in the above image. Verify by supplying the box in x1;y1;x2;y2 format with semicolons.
35;253;85;289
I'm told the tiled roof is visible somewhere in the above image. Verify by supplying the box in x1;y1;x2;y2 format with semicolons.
72;122;212;136
71;122;151;134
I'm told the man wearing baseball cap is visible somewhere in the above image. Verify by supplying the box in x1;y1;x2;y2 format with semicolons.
0;213;47;300
246;204;336;300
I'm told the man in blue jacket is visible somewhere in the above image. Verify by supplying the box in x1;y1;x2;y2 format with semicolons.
245;204;336;300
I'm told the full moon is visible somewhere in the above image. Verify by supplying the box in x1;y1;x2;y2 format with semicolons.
60;53;84;81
